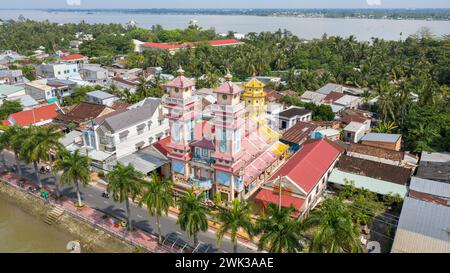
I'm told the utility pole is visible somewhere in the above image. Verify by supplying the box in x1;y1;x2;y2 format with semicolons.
278;176;282;211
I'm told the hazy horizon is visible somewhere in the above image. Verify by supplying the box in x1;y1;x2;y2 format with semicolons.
1;0;449;9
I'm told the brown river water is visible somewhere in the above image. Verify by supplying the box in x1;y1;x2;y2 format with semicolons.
0;196;75;253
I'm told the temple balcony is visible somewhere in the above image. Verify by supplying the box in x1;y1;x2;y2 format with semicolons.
193;155;215;165
162;95;199;106
211;101;245;114
189;175;213;190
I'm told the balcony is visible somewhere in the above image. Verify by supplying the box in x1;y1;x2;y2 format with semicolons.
162;95;199;106
211;102;244;114
193;155;215;165
189;175;212;190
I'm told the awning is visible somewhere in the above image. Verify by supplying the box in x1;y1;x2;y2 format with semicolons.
116;147;168;174
255;188;305;211
46;97;59;103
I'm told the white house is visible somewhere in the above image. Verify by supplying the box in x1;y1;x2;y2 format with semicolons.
36;63;80;80
79;65;109;84
25;79;71;103
278;106;312;132
85;90;118;107
343;121;366;143
83;97;170;159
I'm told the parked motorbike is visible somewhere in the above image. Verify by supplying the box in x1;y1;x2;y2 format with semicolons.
101;191;110;198
39;166;51;174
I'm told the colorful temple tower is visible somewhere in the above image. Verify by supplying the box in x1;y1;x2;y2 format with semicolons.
211;71;246;202
163;67;200;197
243;77;267;131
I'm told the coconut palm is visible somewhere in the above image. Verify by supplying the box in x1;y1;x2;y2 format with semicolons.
303;197;363;253
372;121;398;133
21;125;64;187
215;198;254;253
255;203;304;253
1;125;30;177
176;189;209;247
107;162;143;231
53;149;91;207
139;171;174;244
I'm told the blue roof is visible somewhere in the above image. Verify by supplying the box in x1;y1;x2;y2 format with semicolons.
361;133;401;143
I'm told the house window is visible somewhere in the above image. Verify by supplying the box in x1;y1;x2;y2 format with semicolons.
137;128;144;135
202;148;208;157
222;94;228;100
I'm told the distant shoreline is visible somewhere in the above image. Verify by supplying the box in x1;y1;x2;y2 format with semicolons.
0;8;449;21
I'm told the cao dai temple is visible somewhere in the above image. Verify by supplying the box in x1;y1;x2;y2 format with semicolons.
163;68;289;203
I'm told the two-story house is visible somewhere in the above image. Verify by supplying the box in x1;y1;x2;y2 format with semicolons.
84;97;170;159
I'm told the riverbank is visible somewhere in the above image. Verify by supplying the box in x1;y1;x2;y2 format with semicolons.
0;179;136;253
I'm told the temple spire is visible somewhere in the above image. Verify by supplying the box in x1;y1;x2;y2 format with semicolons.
177;65;185;76
224;69;232;82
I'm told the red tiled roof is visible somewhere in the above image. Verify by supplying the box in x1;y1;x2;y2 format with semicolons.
281;121;318;144
265;89;282;102
9;103;59;126
208;39;242;46
255;188;305;211
61;54;86;61
341;114;368;124
152;136;172;156
270;139;341;194
112;77;139;86
323;91;345;103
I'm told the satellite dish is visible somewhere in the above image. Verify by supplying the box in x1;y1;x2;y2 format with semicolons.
367;241;381;253
66;241;81;253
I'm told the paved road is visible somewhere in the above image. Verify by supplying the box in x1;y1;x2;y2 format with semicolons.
2;151;256;253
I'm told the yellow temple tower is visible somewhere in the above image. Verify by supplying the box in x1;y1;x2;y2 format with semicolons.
243;77;267;128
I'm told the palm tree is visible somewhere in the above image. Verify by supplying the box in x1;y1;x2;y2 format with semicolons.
215;198;254;253
176;189;209;247
1;125;30;177
107;162;143;231
372;121;398;133
303;197;363;253
53;149;90;207
255;203;304;253
21;125;63;187
139;172;174;244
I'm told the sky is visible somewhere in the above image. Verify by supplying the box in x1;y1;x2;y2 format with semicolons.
1;0;449;9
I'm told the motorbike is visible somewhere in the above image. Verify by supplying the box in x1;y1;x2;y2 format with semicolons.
39;166;51;174
101;191;110;198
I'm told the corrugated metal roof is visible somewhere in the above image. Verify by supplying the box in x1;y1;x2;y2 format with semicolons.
328;169;407;196
361;133;401;143
115;147;168;174
86;90;116;100
410;177;450;199
344;121;365;132
316;83;342;95
420;152;450;163
392;197;450;253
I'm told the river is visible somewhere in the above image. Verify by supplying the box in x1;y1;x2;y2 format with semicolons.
0;10;449;40
0;196;75;253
